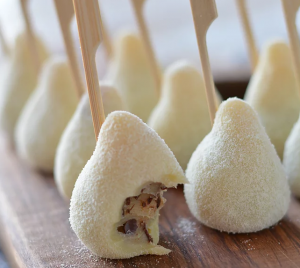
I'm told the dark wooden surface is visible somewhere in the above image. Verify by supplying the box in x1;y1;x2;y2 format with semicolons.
0;129;300;268
1;82;300;268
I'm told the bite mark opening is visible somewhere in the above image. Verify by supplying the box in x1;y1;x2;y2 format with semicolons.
117;183;167;243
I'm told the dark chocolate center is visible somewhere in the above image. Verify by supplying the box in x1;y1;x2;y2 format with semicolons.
117;183;167;243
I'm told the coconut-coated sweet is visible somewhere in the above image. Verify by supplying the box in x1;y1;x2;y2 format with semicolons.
283;115;300;197
70;111;187;259
185;98;290;233
244;40;300;159
0;32;48;139
107;32;159;122
148;60;222;169
15;56;78;172
55;85;125;199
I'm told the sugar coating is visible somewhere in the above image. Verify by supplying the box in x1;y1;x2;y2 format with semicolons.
0;32;49;139
70;111;187;259
148;60;222;170
15;56;78;172
54;85;125;199
245;40;300;159
184;98;290;233
283;115;300;197
106;32;159;122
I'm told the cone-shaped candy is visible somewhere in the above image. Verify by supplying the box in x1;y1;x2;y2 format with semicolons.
148;60;222;169
283;115;300;197
244;40;300;159
15;56;78;172
107;32;159;122
55;85;125;199
0;32;48;139
70;111;187;259
185;98;290;233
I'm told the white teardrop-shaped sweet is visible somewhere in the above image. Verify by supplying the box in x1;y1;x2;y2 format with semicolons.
70;111;187;259
283;115;300;197
107;32;159;122
15;56;78;172
55;84;125;199
185;98;290;233
0;32;48;139
148;60;222;169
245;40;300;159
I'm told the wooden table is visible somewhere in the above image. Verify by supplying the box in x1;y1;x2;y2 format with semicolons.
0;126;300;267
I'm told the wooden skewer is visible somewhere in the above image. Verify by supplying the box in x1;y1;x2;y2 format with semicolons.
73;0;105;140
281;0;300;90
20;0;41;74
189;0;218;125
0;23;9;56
235;0;258;73
131;0;161;93
54;0;85;98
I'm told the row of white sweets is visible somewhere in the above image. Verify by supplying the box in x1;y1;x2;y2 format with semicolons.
0;0;299;260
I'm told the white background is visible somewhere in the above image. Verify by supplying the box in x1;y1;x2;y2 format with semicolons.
0;0;298;81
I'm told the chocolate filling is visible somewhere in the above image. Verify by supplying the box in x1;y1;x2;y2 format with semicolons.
124;219;138;234
141;221;153;243
117;183;167;243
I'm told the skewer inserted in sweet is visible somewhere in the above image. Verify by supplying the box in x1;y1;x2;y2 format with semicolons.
185;98;290;233
244;40;300;159
148;60;222;170
0;32;48;140
70;111;187;259
55;84;125;199
106;32;159;122
15;56;78;172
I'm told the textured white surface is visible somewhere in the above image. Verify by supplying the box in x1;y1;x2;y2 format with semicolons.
0;0;295;81
0;32;48;139
55;85;125;200
184;98;290;233
148;60;221;170
245;41;300;159
70;111;187;259
107;32;159;122
283;115;300;197
15;56;78;172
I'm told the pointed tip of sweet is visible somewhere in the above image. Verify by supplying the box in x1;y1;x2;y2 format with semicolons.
164;60;201;83
78;83;124;119
96;111;146;149
165;60;199;76
101;110;141;128
216;97;256;122
213;98;263;137
162;60;203;96
218;97;248;109
45;55;68;68
14;31;38;49
114;31;143;56
14;32;27;47
39;56;70;83
13;31;49;62
100;82;125;113
96;111;187;186
261;40;291;67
